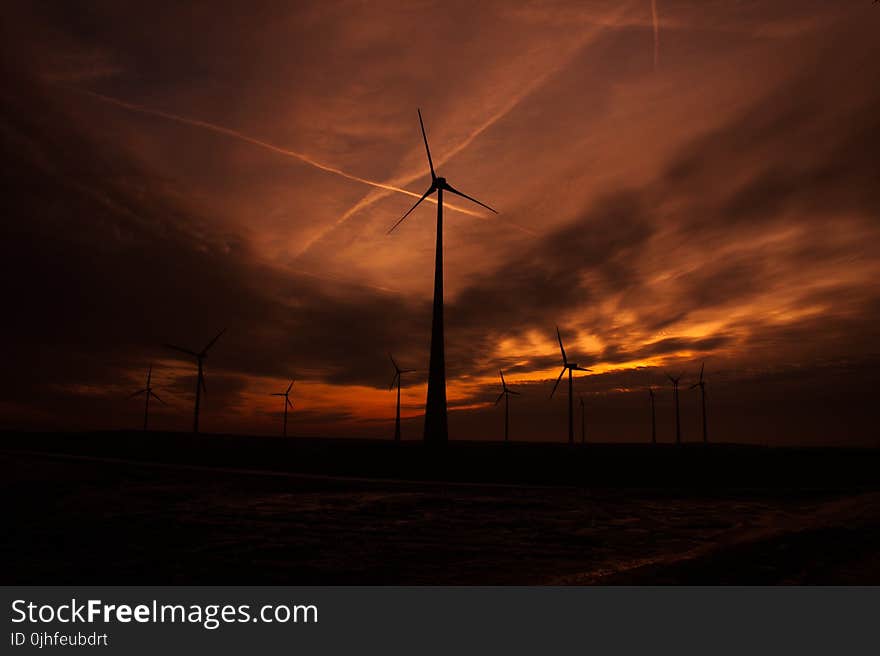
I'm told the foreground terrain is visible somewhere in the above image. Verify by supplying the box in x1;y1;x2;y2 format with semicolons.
2;432;879;584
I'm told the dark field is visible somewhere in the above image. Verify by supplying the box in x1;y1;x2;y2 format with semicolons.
2;432;880;584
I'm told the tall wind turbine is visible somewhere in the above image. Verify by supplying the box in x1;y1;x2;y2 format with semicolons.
495;370;520;443
388;109;498;445
389;354;416;442
689;362;708;444
666;372;683;445
648;386;657;444
550;327;592;445
271;379;295;438
164;328;225;434
128;364;166;431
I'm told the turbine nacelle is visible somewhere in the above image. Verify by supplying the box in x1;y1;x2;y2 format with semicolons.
386;110;497;234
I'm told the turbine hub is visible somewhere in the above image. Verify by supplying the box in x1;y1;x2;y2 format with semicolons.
435;176;446;186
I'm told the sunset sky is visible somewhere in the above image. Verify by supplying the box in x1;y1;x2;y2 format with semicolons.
2;1;878;444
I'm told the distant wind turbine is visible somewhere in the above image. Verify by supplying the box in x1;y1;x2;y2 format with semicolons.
271;380;295;438
389;354;416;442
495;370;520;443
128;364;166;431
666;372;683;445
579;395;587;444
648;386;657;444
387;109;498;445
689;362;708;444
164;328;225;434
550;327;592;445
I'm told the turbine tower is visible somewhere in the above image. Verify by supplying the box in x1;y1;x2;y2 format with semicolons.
389;354;415;442
648;386;657;444
388;109;497;445
550;327;591;445
494;370;520;443
666;372;683;445
128;364;166;431
164;328;225;434
689;362;708;444
271;380;295;438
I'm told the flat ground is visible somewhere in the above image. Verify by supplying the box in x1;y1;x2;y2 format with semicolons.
3;434;879;584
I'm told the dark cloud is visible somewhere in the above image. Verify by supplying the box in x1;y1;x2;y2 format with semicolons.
1;2;878;444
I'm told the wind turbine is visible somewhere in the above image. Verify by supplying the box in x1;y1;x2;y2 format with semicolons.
495;370;520;443
648;386;657;444
164;328;225;434
388;109;498;445
271;379;295;438
128;364;166;431
689;362;708;444
579;395;587;444
666;372;683;445
389;354;416;442
550;327;592;445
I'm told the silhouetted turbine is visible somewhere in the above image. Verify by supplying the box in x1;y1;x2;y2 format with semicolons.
648;386;657;444
271;379;295;438
689;362;708;444
550;327;592;445
495;370;520;443
388;109;497;445
389;354;416;442
164;328;225;434
579;395;587;444
128;364;166;431
666;372;684;445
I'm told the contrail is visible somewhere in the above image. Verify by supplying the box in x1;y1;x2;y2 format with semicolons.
295;8;632;257
651;0;660;71
68;87;481;217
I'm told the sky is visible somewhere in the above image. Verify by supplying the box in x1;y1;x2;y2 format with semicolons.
1;1;879;445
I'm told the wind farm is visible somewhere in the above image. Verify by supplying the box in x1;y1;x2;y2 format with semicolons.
3;1;880;588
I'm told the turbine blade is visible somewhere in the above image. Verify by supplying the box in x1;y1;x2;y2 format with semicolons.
287;398;294;409
164;344;198;357
387;186;433;234
550;367;566;398
389;373;399;390
575;366;592;372
442;182;498;214
151;391;168;405
556;326;568;365
509;390;521;395
699;361;705;382
146;364;152;386
202;327;226;354
494;391;505;405
500;369;506;387
286;380;294;394
389;352;400;372
271;393;285;396
417;108;436;180
128;389;147;399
